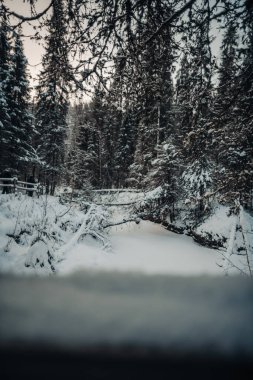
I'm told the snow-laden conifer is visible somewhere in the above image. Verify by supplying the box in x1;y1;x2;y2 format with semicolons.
36;0;70;195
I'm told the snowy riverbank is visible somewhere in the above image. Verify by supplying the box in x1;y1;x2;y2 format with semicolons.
0;193;252;276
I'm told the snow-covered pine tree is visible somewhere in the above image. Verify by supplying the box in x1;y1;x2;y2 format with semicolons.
179;4;214;218
148;139;181;222
114;105;137;187
102;50;137;188
66;102;101;190
211;19;241;204
175;53;193;150
7;29;34;177
207;6;253;267
0;8;12;175
36;0;70;195
234;5;253;209
87;85;115;188
73;87;109;189
212;3;253;210
129;0;174;188
65;104;86;190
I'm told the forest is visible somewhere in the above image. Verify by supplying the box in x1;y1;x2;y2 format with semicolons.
0;0;252;276
1;2;253;378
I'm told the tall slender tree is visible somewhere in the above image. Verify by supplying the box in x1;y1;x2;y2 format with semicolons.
0;8;12;174
36;0;70;194
8;30;34;177
211;19;240;202
227;7;253;208
178;5;214;217
129;0;174;188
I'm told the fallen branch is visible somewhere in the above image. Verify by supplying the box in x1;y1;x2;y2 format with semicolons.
95;202;139;206
104;218;141;229
190;230;227;250
216;249;249;277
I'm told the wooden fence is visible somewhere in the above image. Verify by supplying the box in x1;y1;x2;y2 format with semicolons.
0;177;42;196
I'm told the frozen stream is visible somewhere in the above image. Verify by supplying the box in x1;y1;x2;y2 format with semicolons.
58;221;223;276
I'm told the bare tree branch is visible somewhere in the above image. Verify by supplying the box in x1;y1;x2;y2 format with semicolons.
3;0;54;22
144;0;198;45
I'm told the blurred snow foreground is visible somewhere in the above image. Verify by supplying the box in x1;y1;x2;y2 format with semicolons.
0;272;253;379
0;193;253;379
0;191;252;276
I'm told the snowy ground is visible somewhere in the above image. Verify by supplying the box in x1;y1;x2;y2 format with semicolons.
58;221;223;276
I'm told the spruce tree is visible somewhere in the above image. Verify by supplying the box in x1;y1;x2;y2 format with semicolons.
36;0;70;195
175;53;193;150
211;20;240;203
104;52;138;188
69;89;109;190
8;30;34;177
225;9;253;208
211;9;253;209
0;9;12;175
129;1;174;188
88;87;110;188
236;7;253;209
114;106;137;187
178;6;214;218
148;139;181;222
66;102;100;190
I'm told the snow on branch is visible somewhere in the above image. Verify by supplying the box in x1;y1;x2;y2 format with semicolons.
56;204;110;259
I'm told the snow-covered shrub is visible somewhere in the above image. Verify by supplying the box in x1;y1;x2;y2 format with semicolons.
0;194;110;274
25;240;55;273
131;186;164;220
195;205;253;276
182;160;212;201
181;159;214;224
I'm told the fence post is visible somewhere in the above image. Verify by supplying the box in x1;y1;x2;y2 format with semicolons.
13;177;17;193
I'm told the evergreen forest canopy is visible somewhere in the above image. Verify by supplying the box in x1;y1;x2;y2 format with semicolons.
0;0;253;220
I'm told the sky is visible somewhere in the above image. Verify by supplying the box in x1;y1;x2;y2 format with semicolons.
3;0;231;100
5;0;51;97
